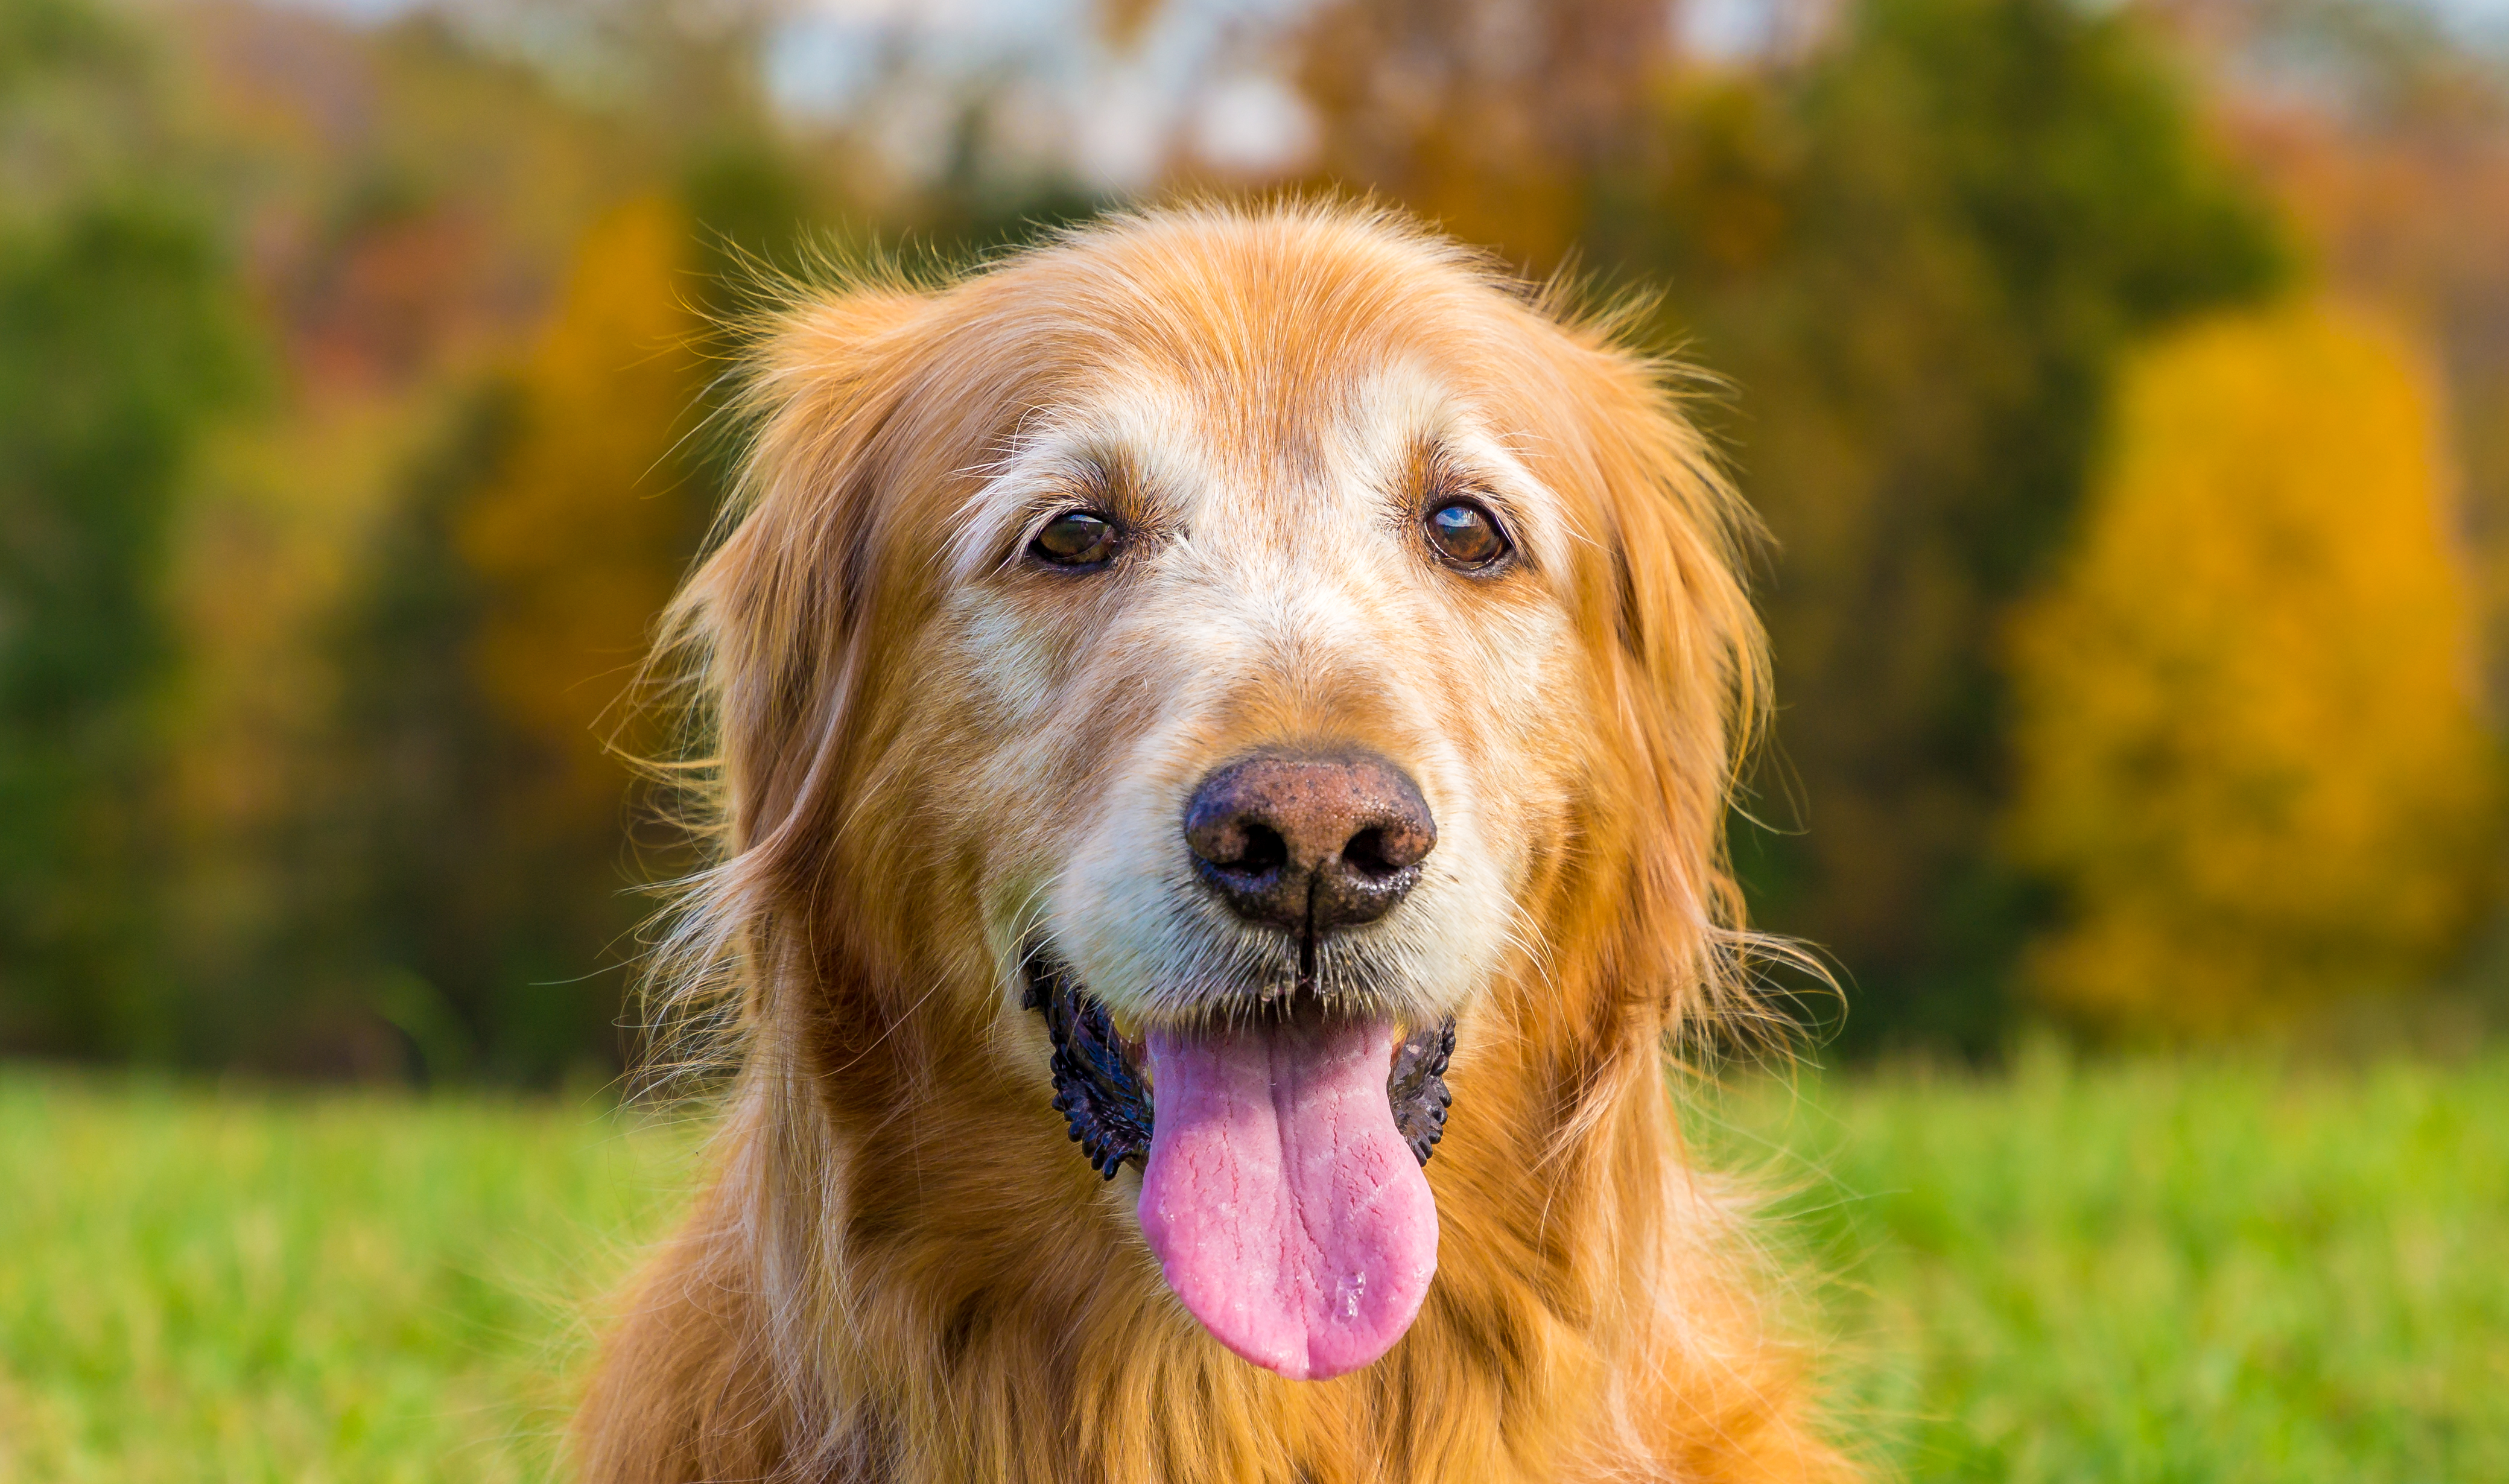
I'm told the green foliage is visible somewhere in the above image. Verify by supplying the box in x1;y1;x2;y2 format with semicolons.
321;195;709;1086
0;0;261;1057
327;389;536;1082
1593;0;2291;1052
0;0;124;93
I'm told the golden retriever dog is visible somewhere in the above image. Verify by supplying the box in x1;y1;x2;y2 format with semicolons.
576;201;1846;1483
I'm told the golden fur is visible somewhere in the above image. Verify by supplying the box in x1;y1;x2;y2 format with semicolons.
575;202;1849;1483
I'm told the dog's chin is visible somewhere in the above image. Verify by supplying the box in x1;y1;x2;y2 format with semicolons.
1022;949;1455;1381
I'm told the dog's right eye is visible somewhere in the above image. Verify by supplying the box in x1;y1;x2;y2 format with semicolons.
1425;499;1511;569
1030;511;1120;568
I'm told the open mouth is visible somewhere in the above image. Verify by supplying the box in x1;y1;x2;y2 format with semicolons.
1022;949;1456;1380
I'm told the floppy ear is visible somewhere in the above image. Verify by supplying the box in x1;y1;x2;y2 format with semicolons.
1571;348;1769;1024
664;285;932;860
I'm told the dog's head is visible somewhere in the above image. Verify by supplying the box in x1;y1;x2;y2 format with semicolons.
665;204;1763;1384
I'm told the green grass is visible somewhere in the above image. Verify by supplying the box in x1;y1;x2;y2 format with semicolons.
0;1077;699;1483
1697;1047;2509;1482
1;1053;2503;1481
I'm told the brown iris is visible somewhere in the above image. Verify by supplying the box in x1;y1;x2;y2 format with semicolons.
1030;510;1119;568
1426;500;1510;569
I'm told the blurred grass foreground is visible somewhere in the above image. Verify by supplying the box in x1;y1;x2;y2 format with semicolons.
4;1056;2504;1482
0;1076;699;1482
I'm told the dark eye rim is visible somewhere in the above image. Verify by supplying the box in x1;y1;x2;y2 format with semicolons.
1026;508;1125;570
1423;497;1516;572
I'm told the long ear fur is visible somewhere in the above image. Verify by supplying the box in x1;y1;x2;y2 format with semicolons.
640;282;931;1082
1525;325;1777;1157
593;284;943;1483
1586;346;1769;1021
684;287;930;843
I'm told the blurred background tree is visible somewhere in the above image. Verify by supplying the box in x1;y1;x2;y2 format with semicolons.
2010;303;2497;1035
329;192;708;1085
0;0;261;1059
1607;0;2292;1053
1;0;2504;1078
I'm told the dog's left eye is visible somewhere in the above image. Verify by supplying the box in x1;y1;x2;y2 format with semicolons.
1030;510;1120;568
1425;500;1511;569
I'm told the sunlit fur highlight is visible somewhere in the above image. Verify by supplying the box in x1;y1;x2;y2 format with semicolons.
576;201;1851;1483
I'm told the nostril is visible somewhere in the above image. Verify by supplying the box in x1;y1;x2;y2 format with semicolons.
1341;826;1395;880
1223;821;1288;877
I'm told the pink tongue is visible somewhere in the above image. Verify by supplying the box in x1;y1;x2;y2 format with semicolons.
1137;1018;1438;1380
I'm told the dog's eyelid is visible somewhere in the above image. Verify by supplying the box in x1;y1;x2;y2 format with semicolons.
1433;485;1516;527
1018;500;1143;545
1023;500;1114;530
1027;453;1161;528
1412;443;1527;535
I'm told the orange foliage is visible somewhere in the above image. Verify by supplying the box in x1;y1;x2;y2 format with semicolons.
459;194;703;833
2009;302;2497;1034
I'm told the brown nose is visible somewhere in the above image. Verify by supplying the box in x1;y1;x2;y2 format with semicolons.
1184;752;1436;934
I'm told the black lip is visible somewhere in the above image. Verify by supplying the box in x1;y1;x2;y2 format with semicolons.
1386;1016;1458;1165
1023;951;1153;1178
1021;948;1456;1181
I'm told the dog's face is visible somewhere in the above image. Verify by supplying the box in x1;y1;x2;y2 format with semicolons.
952;358;1575;1033
691;208;1757;1388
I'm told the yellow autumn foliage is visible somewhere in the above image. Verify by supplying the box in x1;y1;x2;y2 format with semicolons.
459;194;703;834
2009;302;2498;1035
